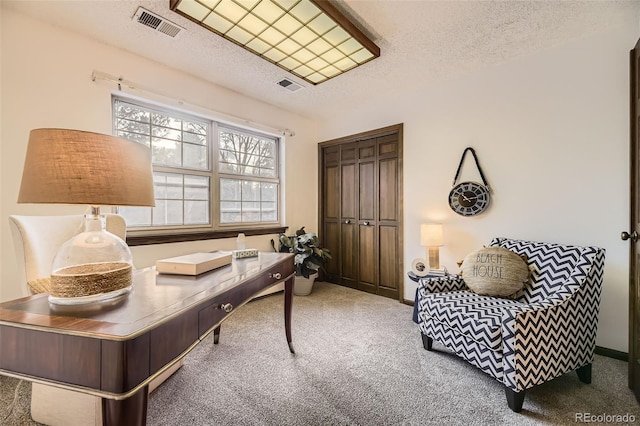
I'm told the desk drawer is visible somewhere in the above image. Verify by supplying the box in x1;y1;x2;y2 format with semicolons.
198;286;245;337
198;260;293;337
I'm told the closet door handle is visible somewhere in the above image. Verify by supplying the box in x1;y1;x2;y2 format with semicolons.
345;219;351;224
363;221;370;226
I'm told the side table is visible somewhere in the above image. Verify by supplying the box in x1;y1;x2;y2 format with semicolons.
409;270;449;323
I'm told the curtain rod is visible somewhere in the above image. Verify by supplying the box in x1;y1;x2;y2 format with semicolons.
90;70;295;137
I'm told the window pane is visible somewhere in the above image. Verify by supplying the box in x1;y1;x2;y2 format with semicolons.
152;138;182;167
260;167;277;178
153;199;183;226
261;139;276;157
218;127;278;178
184;121;207;135
155;173;183;200
185;200;209;224
218;179;278;224
241;202;261;222
116;118;150;135
262;202;277;221
118;206;151;227
116;130;150;147
152;127;182;141
183;131;206;145
115;102;150;123
220;201;241;223
242;180;260;201
220;178;241;201
184;175;209;200
152;199;167;226
151;112;181;130
261;183;277;202
183;143;208;169
219;149;238;164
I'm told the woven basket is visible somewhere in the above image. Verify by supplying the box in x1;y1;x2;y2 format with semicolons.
51;262;132;298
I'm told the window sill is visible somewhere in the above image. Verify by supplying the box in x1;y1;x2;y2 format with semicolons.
126;226;288;246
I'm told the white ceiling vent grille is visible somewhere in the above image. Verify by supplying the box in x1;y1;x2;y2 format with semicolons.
276;78;304;92
133;7;184;38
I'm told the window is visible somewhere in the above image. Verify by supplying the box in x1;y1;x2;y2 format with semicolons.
113;97;280;234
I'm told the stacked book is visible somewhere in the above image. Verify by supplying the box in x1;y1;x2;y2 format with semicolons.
156;251;232;276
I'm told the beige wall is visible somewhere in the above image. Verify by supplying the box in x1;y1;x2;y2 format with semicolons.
0;9;318;302
317;20;639;352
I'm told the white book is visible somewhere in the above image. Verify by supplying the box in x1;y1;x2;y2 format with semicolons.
156;251;232;276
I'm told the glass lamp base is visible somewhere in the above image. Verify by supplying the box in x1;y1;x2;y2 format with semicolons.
48;285;132;305
50;211;134;305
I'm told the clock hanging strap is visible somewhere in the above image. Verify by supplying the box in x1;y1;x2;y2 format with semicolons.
452;147;491;192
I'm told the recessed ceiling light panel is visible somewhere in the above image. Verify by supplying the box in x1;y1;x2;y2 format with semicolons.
170;0;380;85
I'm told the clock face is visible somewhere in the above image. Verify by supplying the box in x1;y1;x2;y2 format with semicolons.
448;182;490;216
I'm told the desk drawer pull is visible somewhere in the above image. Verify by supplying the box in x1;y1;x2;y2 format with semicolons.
269;272;282;280
218;303;233;313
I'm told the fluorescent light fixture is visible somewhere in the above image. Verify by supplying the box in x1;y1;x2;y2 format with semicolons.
170;0;380;85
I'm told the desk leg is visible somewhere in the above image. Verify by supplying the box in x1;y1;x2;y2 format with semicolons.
284;275;295;354
213;325;221;344
102;385;148;426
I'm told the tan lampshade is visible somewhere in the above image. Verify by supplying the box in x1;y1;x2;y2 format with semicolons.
18;128;155;207
420;224;444;247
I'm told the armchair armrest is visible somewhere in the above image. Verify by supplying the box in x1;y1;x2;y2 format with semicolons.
419;274;467;294
500;247;605;392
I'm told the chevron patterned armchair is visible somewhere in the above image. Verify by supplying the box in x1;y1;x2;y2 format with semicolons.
416;237;606;412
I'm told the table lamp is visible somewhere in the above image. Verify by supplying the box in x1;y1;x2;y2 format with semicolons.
420;224;444;271
17;128;154;304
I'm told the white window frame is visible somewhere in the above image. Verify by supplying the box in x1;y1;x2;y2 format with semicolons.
112;95;282;237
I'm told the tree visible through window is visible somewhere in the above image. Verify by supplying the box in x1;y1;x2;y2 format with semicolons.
112;97;280;232
218;127;278;224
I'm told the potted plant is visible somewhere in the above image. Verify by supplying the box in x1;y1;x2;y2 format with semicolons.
273;227;331;295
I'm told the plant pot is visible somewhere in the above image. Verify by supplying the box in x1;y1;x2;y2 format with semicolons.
294;272;318;296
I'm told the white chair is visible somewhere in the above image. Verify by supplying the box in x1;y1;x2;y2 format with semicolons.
9;214;183;426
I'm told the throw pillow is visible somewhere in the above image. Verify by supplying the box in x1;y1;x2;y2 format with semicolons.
461;246;529;298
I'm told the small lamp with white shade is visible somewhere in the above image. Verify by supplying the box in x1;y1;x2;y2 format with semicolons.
420;223;444;272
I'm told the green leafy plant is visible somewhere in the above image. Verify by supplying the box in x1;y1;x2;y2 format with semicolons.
273;227;331;278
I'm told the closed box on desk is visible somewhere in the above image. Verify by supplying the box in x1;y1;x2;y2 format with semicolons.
156;251;232;275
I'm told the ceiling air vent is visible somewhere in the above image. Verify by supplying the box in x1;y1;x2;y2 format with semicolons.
276;78;304;92
133;7;184;38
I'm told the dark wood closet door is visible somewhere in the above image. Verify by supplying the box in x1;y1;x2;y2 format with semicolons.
357;138;377;293
319;124;403;301
340;143;358;288
377;134;401;299
322;145;340;279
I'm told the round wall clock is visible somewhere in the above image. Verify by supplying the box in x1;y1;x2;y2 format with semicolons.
448;182;490;216
449;147;492;217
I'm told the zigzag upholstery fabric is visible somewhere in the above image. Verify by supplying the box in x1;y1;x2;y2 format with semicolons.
416;237;606;412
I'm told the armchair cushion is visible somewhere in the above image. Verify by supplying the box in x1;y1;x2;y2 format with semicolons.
461;246;529;298
419;290;524;350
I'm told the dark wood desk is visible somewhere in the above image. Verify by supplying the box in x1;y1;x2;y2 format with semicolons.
0;252;295;426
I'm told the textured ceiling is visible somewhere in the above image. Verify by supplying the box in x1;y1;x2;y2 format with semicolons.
4;1;639;120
